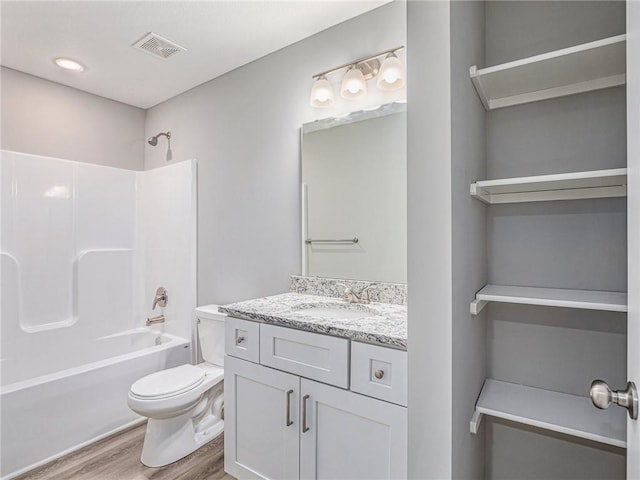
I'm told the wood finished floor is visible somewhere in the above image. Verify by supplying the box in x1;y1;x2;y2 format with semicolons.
15;422;235;480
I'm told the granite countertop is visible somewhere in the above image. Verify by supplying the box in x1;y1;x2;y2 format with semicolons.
219;292;407;350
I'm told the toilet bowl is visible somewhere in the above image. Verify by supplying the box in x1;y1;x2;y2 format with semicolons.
127;305;226;467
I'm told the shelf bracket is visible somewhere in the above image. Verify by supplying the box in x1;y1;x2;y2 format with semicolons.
470;410;484;434
470;183;491;204
470;299;487;315
469;65;490;110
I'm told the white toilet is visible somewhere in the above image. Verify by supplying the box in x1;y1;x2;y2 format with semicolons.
128;305;226;467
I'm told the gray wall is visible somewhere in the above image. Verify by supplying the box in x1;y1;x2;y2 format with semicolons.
1;67;145;170
486;419;625;480
483;2;627;478
485;1;626;66
407;1;453;478
450;1;487;478
144;2;407;305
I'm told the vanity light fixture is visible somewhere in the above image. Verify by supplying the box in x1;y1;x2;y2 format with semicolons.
340;65;368;99
377;52;405;91
310;75;334;107
309;46;405;107
54;57;85;72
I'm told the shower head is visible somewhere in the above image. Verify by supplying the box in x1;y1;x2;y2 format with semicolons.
147;132;172;161
148;131;170;146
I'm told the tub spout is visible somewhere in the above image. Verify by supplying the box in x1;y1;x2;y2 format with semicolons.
146;315;165;326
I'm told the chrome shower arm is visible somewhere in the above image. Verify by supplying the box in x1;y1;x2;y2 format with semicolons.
147;132;172;161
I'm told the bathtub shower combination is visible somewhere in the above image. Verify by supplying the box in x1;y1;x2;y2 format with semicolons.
0;151;197;479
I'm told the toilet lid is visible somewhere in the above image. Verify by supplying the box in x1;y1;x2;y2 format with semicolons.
130;364;205;399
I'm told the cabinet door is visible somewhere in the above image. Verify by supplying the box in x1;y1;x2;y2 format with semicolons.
225;355;300;480
299;378;407;480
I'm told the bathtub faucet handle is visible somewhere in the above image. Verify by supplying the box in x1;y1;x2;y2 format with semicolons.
152;287;168;310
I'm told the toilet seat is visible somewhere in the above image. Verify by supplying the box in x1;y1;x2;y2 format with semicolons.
130;364;205;399
127;363;224;420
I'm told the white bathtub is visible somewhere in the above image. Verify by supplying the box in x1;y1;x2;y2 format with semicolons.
0;329;191;479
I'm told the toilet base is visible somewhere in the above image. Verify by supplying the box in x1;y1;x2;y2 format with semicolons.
140;409;224;467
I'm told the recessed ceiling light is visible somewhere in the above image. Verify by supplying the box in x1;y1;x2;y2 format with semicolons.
54;58;85;72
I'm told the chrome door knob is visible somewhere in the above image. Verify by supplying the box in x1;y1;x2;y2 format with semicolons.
590;379;638;420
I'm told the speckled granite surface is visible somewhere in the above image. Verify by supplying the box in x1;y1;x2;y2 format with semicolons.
289;275;407;305
219;292;407;350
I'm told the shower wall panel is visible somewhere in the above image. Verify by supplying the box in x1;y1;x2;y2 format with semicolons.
3;154;76;331
1;150;196;384
1;151;136;384
1;151;136;332
135;160;197;342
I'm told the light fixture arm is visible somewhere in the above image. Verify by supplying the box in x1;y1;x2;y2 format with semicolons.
311;46;405;79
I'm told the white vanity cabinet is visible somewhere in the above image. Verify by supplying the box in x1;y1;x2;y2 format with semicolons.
224;355;300;480
299;378;407;480
224;319;407;480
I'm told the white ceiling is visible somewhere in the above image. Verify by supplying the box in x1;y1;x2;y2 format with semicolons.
1;1;390;109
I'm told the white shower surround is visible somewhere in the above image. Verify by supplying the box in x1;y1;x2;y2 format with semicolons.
0;151;197;478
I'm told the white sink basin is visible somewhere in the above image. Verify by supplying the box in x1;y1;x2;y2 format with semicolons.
293;303;378;320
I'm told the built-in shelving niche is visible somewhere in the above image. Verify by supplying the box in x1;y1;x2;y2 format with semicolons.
470;168;627;205
470;34;626;111
470;284;627;316
470;379;627;448
468;34;628;451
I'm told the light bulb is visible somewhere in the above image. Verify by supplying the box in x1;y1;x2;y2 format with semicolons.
310;76;334;108
341;66;366;100
317;90;330;102
377;53;405;91
383;70;399;83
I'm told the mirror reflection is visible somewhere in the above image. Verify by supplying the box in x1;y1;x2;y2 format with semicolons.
301;102;407;283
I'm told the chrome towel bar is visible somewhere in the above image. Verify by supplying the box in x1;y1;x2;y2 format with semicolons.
305;237;359;245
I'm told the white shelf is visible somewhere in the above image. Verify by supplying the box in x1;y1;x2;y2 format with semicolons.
470;379;626;448
470;284;627;315
470;34;626;110
470;168;627;204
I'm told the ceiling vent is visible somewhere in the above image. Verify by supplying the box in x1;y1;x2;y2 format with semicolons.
131;32;186;60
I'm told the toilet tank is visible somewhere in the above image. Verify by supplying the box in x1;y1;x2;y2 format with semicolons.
195;305;226;367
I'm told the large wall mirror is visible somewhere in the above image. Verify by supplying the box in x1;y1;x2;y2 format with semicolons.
301;102;407;283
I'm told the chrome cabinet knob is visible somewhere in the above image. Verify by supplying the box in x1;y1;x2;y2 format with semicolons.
590;379;638;420
374;370;385;380
236;336;245;345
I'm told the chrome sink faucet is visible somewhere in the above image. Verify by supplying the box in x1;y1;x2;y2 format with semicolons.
339;284;377;304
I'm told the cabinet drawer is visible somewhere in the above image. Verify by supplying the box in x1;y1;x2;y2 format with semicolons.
260;323;349;388
225;316;260;363
351;342;407;406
